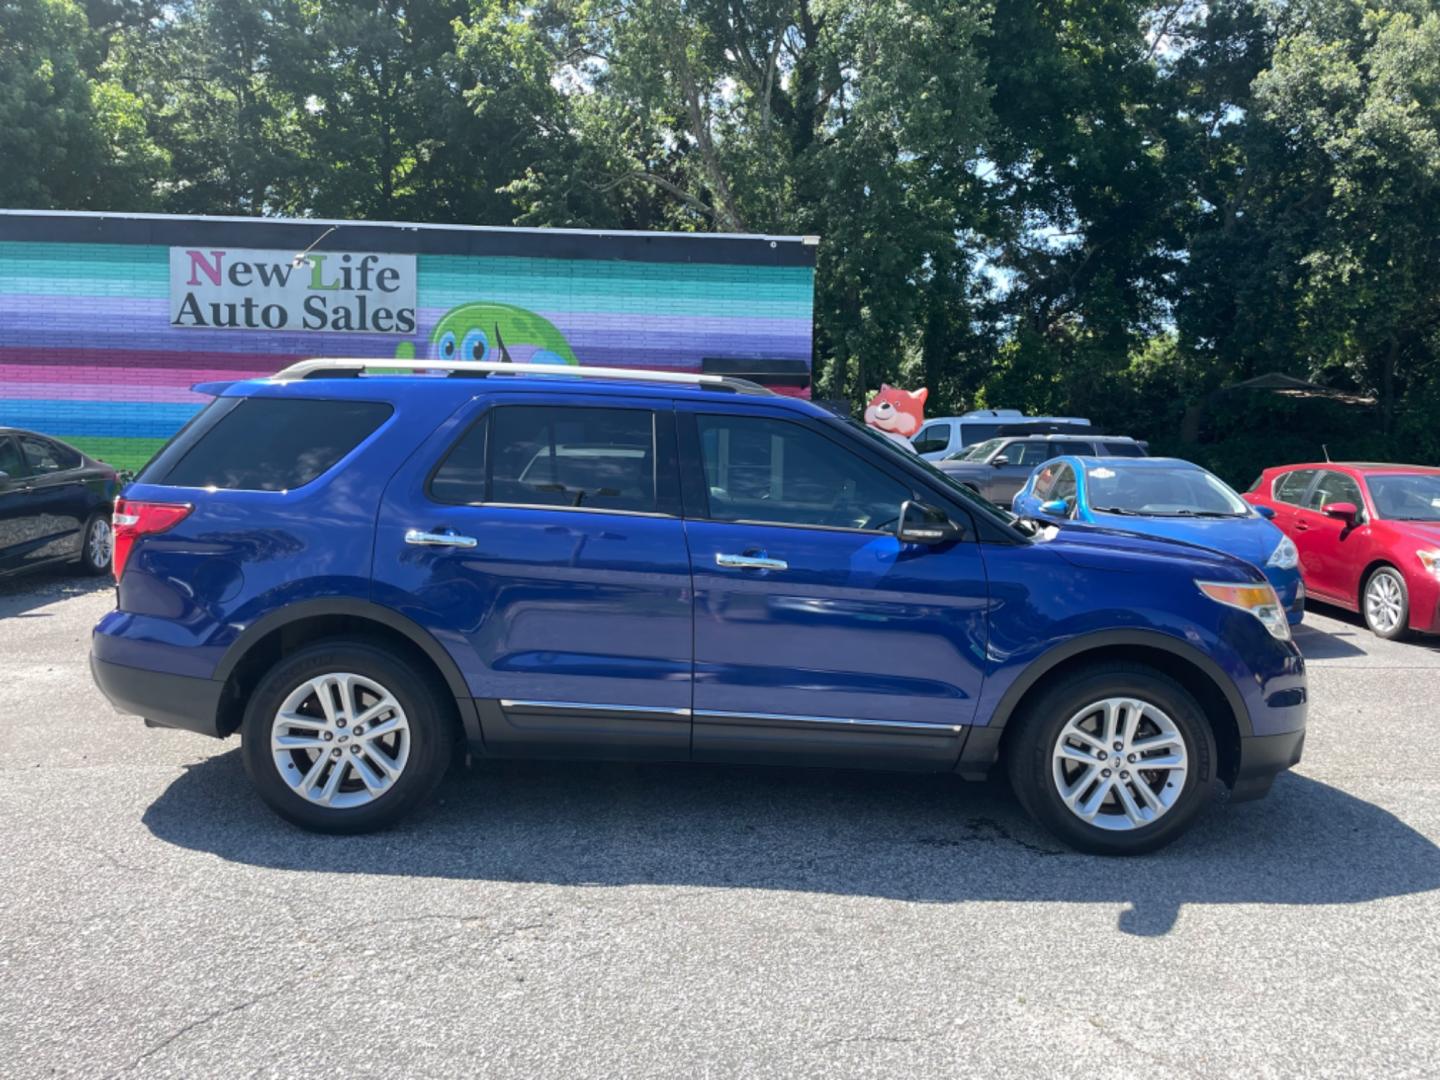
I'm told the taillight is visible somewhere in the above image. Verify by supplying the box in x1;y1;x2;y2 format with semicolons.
112;499;192;582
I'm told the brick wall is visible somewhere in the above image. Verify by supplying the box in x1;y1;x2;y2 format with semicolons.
0;216;816;471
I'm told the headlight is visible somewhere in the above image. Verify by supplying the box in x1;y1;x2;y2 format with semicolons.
1197;580;1292;641
1266;534;1299;570
1419;549;1440;577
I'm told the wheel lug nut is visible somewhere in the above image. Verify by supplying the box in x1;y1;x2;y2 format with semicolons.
353;726;364;736
350;745;360;754
1101;769;1111;778
1097;749;1108;759
323;732;333;742
1121;771;1130;780
1127;753;1136;763
337;719;347;729
330;748;341;758
1112;742;1123;751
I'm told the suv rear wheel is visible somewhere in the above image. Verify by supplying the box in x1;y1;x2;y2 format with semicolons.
1006;663;1216;855
240;639;454;833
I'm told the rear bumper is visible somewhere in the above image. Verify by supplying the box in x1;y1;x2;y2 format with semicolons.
1229;728;1306;802
90;654;225;738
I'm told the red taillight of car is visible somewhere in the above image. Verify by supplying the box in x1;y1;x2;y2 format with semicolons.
112;499;192;583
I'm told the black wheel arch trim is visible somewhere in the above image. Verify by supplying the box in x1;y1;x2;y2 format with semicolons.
212;597;482;745
989;629;1254;737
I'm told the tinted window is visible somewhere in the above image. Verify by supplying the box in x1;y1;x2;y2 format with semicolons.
156;398;391;491
1305;471;1364;514
912;424;950;455
1274;469;1317;505
490;406;655;513
1103;441;1146;457
697;414;911;531
0;437;22;478
19;436;79;474
1032;463;1061;499
428;418;488;504
957;422;1002;446
1051;440;1096;456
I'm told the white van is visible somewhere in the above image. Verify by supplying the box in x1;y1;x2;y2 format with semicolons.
909;409;1093;461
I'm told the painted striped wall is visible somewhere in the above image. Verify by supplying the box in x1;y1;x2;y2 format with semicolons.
0;229;815;471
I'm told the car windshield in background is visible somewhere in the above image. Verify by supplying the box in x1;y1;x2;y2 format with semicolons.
948;438;1004;462
1367;473;1440;521
1085;464;1249;517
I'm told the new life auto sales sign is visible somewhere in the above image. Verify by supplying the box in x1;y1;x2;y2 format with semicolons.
169;247;417;333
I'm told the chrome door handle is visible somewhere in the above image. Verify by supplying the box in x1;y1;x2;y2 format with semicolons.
405;529;478;549
715;552;787;571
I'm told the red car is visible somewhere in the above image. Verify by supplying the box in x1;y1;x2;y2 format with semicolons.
1245;463;1440;639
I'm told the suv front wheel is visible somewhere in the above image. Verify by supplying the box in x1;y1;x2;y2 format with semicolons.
240;639;455;833
1006;663;1216;855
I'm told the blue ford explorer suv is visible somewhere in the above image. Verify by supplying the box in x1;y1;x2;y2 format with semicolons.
90;360;1307;854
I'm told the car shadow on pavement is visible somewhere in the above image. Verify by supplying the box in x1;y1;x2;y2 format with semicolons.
143;750;1440;938
1303;600;1440;655
1292;622;1368;660
0;567;111;619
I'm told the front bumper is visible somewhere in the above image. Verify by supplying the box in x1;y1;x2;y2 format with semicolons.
1229;728;1306;802
90;654;225;737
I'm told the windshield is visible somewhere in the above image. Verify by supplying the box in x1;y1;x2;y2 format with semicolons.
1366;473;1440;521
1085;464;1250;517
947;438;1004;462
842;419;1031;534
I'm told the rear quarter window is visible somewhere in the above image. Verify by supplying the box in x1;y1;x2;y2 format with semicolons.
143;398;392;491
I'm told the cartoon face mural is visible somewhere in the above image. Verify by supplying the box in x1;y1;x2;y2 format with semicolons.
428;302;578;366
864;384;928;446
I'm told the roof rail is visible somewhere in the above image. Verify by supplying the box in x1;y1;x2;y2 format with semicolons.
271;358;774;395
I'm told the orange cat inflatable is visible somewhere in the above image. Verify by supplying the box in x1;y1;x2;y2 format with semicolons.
864;384;928;448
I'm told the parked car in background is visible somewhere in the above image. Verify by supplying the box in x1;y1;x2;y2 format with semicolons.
0;427;118;578
937;433;1148;505
1245;463;1440;639
90;359;1306;855
910;409;1092;460
1014;457;1304;626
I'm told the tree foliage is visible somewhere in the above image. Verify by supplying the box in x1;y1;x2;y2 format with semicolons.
5;0;1440;478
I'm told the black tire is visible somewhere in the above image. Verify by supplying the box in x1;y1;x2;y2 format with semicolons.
1361;565;1410;641
76;513;112;576
1005;663;1216;855
240;638;455;833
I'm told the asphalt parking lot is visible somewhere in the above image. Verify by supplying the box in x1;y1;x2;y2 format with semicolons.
2;573;1438;1079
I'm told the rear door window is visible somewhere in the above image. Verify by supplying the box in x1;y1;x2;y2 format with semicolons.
148;398;392;491
1274;469;1318;506
488;405;657;513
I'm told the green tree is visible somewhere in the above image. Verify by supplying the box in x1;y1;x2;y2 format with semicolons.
0;0;165;208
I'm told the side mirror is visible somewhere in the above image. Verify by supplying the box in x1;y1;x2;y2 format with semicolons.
1039;498;1069;515
1254;504;1276;520
1323;501;1359;523
896;500;964;545
991;455;1009;467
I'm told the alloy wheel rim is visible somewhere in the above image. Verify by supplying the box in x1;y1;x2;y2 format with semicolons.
88;518;112;567
270;672;411;809
1051;697;1189;832
1366;574;1403;633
